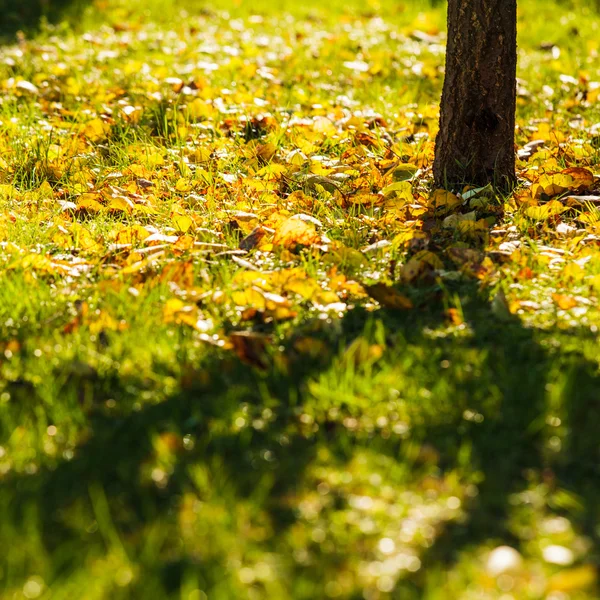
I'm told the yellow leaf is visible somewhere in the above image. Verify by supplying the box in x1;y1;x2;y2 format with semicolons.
533;123;565;143
400;250;443;283
163;298;191;323
272;217;320;248
532;168;594;199
175;178;193;193
18;254;56;274
163;298;213;331
401;257;423;283
428;189;462;213
364;283;413;310
145;151;165;168
232;271;265;287
525;200;567;220
52;226;72;249
562;262;585;282
115;225;150;245
107;197;134;213
77;193;103;213
455;219;491;239
255;142;277;163
0;184;16;199
172;214;194;233
83;118;110;142
312;116;337;136
392;230;428;250
88;310;125;334
548;566;597;592
532;174;570;198
231;288;267;309
187;98;213;120
563;166;595;189
325;246;368;269
188;147;211;163
391;163;419;182
443;211;476;229
70;224;98;251
382;181;413;199
285;277;321;300
313;290;341;305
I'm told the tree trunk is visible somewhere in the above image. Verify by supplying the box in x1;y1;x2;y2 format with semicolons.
433;0;517;191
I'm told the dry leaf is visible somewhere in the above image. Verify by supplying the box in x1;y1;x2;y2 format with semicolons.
272;217;320;248
552;293;577;309
364;283;413;310
230;331;271;369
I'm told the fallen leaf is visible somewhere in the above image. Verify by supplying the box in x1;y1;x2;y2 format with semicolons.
552;293;577;309
240;226;267;251
364;283;413;310
428;189;462;214
525;200;568;220
230;331;271;369
532;167;594;199
273;217;320;248
172;214;194;233
548;566;597;592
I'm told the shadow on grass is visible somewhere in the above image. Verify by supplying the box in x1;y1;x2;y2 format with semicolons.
344;290;600;597
1;0;91;40
1;277;600;596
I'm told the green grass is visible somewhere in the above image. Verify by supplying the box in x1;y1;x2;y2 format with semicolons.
1;0;600;598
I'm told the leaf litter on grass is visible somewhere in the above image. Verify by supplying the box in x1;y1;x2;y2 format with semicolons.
0;0;600;598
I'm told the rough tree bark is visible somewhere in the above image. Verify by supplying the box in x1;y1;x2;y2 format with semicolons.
433;0;517;191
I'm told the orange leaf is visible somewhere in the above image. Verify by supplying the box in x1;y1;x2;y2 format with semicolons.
552;293;577;310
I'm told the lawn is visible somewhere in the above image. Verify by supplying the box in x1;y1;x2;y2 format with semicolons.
1;0;600;598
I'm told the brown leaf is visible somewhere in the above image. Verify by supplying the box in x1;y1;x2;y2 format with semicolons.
240;226;266;251
230;331;271;369
562;167;595;189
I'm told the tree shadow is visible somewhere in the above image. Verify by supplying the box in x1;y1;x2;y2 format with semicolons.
387;292;600;595
0;340;332;593
1;0;91;41
1;272;600;596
